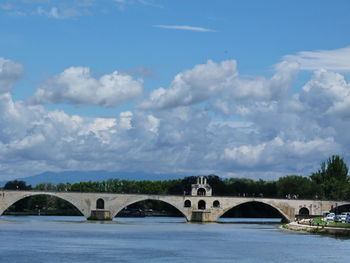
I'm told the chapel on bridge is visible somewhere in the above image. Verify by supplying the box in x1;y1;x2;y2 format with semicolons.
191;176;212;196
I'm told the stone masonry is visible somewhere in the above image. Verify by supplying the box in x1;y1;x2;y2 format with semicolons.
0;190;347;222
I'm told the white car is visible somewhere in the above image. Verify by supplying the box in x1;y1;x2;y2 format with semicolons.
340;212;350;222
326;213;335;222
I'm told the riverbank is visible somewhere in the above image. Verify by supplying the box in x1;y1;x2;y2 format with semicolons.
283;221;350;236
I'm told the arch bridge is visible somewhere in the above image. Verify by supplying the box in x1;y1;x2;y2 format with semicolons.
0;190;347;222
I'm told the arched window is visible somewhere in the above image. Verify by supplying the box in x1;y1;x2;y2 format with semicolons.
197;188;206;196
184;200;191;208
299;207;309;216
198;200;206;210
96;198;105;209
213;200;220;208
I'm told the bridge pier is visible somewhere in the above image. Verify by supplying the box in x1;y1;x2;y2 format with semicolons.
88;210;112;220
190;210;217;222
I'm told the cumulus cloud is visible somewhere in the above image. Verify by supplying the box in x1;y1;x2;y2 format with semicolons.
229;60;299;100
139;59;299;111
3;50;350;180
223;137;339;170
139;60;238;110
30;66;143;107
0;57;24;93
0;92;152;178
283;46;350;71
300;70;350;115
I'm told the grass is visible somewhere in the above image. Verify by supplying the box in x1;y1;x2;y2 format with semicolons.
304;217;350;228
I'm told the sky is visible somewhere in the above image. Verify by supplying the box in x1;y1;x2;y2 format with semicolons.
1;0;350;181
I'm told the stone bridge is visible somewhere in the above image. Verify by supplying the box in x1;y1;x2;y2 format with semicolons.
0;190;348;222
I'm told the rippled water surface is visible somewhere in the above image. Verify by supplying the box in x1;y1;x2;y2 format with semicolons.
0;216;349;263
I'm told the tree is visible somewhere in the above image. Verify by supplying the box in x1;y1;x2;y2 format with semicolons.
277;175;316;199
3;180;32;211
311;155;350;200
180;176;197;195
4;180;32;190
35;183;57;191
206;175;227;195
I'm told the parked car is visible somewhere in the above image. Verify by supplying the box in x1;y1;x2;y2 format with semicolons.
340;212;350;222
334;215;342;222
326;213;335;222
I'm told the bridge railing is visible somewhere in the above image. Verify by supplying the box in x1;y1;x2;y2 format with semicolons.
1;190;348;202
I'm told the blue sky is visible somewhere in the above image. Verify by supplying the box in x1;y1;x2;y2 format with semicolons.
1;0;350;180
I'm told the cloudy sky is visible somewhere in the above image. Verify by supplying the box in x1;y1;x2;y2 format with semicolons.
1;0;350;180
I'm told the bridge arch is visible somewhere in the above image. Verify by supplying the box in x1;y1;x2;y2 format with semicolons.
298;207;309;216
216;200;292;222
111;196;190;221
332;203;350;213
0;192;89;218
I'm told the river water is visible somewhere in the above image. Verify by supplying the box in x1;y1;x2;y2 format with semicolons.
0;216;349;263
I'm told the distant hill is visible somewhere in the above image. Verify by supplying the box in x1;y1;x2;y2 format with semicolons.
0;171;186;186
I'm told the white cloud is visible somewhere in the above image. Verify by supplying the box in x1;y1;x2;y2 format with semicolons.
283;46;350;71
118;111;133;130
0;57;24;94
30;66;143;107
86;118;117;134
300;69;350;117
139;59;299;110
223;137;339;169
229;61;299;100
4;50;350;180
223;142;267;167
211;99;231;116
153;25;216;32
139;60;238;110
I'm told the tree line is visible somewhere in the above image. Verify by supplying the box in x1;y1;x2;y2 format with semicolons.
3;155;350;201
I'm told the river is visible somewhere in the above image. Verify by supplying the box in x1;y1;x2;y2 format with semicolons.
0;216;349;263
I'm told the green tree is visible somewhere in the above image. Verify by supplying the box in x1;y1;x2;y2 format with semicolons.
180;176;197;195
3;180;32;211
35;183;57;191
206;175;227;195
311;155;350;200
277;175;316;199
4;180;32;190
